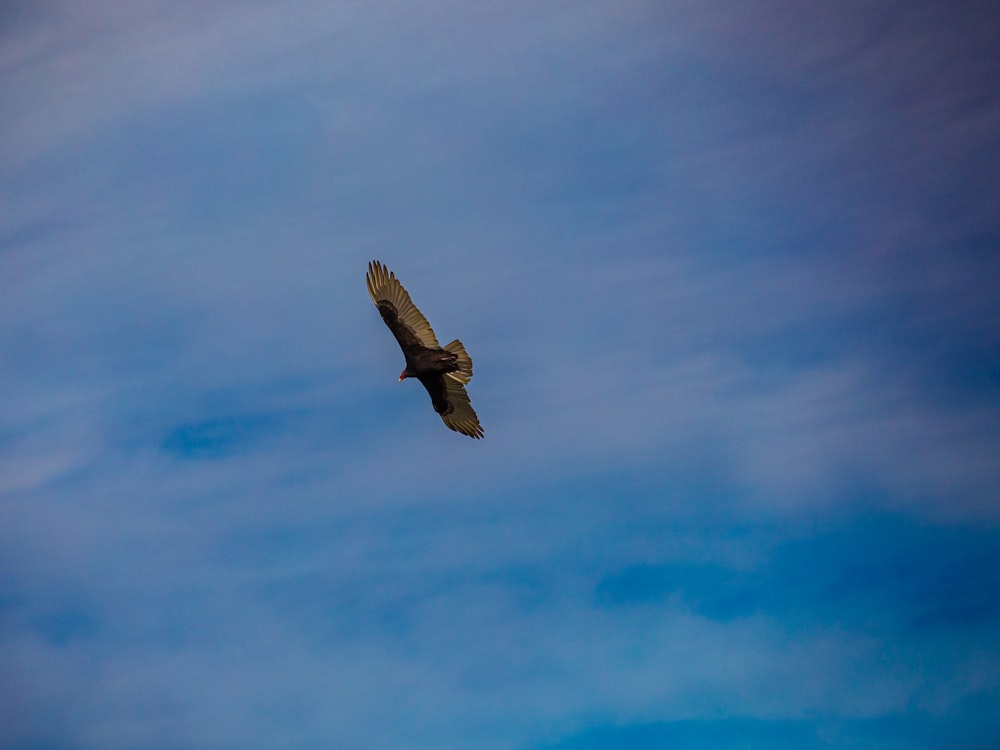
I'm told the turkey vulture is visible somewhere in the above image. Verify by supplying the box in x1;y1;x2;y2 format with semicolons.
366;260;484;439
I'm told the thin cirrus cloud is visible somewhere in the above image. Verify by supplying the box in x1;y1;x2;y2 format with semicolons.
2;2;1000;749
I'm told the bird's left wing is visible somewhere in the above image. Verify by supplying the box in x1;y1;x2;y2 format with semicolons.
439;376;484;439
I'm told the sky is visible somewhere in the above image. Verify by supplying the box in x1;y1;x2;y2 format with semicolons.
2;1;999;748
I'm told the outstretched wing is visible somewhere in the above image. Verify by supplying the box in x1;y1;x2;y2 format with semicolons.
440;377;484;438
419;374;484;439
366;260;440;351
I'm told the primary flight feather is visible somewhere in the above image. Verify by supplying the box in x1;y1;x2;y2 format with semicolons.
366;260;484;439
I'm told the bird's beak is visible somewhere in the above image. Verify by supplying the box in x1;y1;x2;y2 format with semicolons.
398;371;407;382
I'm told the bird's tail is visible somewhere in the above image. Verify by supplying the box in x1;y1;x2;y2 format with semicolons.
444;339;473;384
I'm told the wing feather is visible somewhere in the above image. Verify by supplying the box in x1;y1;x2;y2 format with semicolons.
366;260;440;349
439;377;484;439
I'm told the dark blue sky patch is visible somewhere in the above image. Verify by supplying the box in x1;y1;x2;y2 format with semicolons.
593;512;1000;633
540;718;840;750
539;708;1000;750
31;608;100;647
767;513;1000;632
593;563;676;607
595;563;747;614
161;413;283;459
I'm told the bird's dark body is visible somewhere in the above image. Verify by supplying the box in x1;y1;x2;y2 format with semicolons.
378;302;459;415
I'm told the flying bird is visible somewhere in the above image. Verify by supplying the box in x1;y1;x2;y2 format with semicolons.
366;260;484;439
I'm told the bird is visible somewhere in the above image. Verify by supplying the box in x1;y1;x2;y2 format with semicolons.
366;260;484;439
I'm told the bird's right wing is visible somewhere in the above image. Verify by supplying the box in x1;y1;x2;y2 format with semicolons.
366;260;441;350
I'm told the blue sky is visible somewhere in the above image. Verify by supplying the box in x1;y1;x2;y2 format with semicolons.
2;1;999;748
